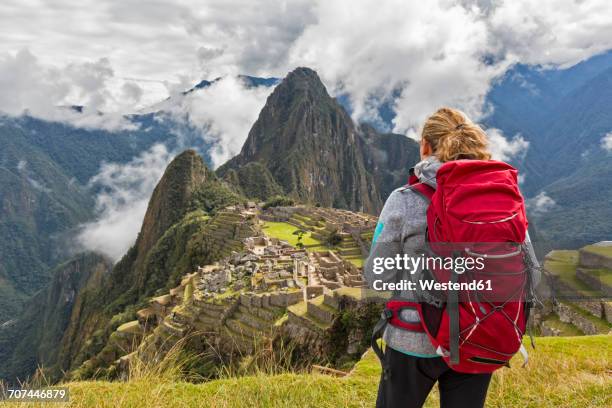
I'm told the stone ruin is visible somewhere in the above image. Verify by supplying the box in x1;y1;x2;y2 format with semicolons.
77;204;381;379
537;241;612;336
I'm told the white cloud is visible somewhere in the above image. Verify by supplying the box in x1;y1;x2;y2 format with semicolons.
1;0;612;141
601;132;612;151
288;1;501;136
161;77;273;167
76;144;173;261
0;0;610;261
486;0;612;68
528;191;556;214
0;49;137;130
287;1;612;136
74;77;271;261
0;0;316;106
486;128;529;161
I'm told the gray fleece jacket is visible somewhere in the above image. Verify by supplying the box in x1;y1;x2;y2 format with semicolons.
364;156;540;358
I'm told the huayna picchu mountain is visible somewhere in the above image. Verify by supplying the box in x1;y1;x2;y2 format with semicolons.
218;67;419;213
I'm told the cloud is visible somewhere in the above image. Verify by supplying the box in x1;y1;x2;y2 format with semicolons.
486;0;612;68
72;76;272;261
486;128;529;161
2;0;612;141
121;82;144;105
161;76;273;168
0;0;316;104
528;191;556;214
76;144;173;261
0;49;137;130
601;132;612;151
1;0;611;261
288;1;500;136
286;0;612;139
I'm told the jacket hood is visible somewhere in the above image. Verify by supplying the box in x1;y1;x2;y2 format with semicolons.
413;155;442;189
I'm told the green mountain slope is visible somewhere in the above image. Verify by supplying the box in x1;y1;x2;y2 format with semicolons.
0;122;94;322
486;54;612;247
0;150;243;383
0;253;112;382
0;112;216;323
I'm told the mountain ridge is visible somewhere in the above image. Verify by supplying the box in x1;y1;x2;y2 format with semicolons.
218;67;419;213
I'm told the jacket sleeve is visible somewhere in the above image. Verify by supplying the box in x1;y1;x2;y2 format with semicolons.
364;189;429;297
364;190;406;289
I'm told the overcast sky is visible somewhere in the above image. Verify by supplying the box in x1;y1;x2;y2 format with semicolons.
3;0;612;260
2;0;612;131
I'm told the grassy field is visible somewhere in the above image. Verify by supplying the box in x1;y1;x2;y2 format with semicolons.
262;221;325;249
261;221;366;267
345;256;364;268
582;244;612;258
4;335;610;408
544;250;600;296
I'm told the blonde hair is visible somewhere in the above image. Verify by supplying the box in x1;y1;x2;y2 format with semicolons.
421;107;491;162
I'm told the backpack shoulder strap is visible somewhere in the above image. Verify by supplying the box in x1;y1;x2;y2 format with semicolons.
405;173;435;202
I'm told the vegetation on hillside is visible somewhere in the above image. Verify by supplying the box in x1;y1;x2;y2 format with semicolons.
0;113;215;323
262;195;295;210
0;151;244;384
0;253;112;382
262;221;322;248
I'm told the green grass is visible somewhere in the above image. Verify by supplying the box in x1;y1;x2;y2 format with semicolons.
547;250;580;264
582;244;612;258
262;221;366;266
345;256;364;268
262;221;323;247
544;251;599;296
7;336;610;407
263;221;363;267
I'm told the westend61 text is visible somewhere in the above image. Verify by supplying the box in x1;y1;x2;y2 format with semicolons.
372;279;493;292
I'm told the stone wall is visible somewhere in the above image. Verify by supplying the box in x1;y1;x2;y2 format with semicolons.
576;268;612;297
555;302;601;335
578;249;612;269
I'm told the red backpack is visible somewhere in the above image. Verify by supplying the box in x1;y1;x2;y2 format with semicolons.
372;160;531;374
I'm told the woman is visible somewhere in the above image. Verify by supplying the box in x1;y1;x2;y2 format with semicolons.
365;107;539;408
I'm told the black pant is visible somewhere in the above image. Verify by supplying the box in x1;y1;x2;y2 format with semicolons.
376;347;492;408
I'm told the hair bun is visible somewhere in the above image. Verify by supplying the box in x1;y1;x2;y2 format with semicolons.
421;107;491;162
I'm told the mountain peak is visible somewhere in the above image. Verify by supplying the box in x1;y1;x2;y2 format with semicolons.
218;67;384;213
135;149;210;260
287;66;322;80
278;67;329;97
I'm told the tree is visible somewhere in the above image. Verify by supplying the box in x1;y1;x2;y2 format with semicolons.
292;229;306;249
